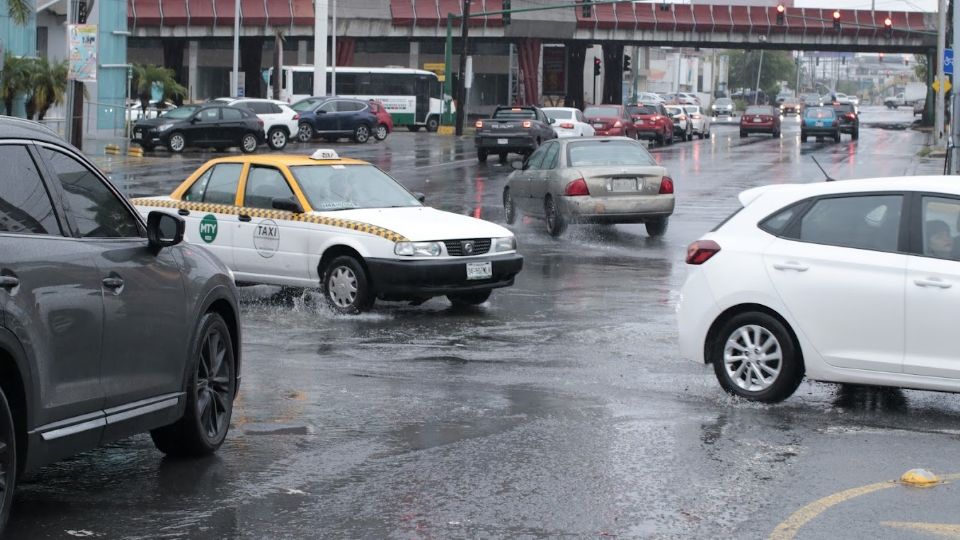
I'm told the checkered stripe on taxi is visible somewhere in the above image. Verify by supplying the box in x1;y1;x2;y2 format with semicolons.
132;198;408;243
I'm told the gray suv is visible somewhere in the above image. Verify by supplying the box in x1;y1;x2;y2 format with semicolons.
0;117;242;532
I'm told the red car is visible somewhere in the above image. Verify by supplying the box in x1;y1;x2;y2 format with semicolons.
368;100;394;141
739;105;781;138
627;103;674;146
583;104;638;139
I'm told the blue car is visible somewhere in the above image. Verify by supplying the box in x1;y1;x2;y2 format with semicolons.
291;96;379;144
800;106;840;142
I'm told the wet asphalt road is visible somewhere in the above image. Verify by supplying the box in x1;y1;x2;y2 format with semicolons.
7;106;960;540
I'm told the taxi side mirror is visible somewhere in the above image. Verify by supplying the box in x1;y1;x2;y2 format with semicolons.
147;211;184;254
272;198;304;213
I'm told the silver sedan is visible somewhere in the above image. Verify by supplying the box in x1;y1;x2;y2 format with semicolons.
502;137;675;237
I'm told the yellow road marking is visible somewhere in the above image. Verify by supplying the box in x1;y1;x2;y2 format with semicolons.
881;521;960;538
770;473;960;540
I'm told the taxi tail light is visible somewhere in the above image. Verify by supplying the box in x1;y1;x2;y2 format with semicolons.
475;120;484;129
659;176;674;195
560;122;575;129
564;178;590;196
686;240;721;265
522;120;533;128
614;120;623;127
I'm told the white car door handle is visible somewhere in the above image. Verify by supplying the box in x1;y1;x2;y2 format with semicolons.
773;262;809;272
914;278;952;289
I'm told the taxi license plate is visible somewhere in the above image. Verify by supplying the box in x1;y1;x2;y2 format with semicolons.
497;138;508;145
815;121;824;127
466;262;492;280
611;178;637;191
753;118;763;123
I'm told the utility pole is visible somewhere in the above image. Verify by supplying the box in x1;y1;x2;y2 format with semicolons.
935;0;947;145
232;0;240;96
952;0;960;172
331;0;337;95
454;0;471;136
313;0;329;97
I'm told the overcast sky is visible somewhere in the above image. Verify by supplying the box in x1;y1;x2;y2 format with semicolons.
795;0;936;11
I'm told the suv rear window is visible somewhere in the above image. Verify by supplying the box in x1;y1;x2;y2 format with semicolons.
494;109;536;120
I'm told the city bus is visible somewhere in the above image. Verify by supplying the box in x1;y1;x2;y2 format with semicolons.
280;66;445;132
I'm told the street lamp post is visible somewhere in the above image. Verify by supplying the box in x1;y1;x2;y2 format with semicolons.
233;0;240;96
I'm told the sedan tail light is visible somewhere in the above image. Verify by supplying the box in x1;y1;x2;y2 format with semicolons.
659;176;674;194
691;114;702;119
564;178;590;196
475;120;484;129
686;240;721;265
522;120;533;128
614;120;623;127
846;113;856;120
560;122;575;129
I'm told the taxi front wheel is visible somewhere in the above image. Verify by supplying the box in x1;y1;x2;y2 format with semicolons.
322;256;374;314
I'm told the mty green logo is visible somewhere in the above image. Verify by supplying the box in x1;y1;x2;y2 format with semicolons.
199;214;218;243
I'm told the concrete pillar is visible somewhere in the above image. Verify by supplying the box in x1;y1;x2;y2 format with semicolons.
188;40;198;102
409;42;420;70
298;40;308;66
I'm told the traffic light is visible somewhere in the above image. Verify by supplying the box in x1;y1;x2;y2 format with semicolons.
832;10;841;31
594;57;602;76
776;4;785;25
884;17;893;38
582;0;592;18
502;0;510;24
623;55;631;72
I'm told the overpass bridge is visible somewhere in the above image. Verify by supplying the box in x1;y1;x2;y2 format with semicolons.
126;0;938;107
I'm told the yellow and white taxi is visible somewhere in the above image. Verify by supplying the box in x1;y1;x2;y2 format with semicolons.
132;150;523;313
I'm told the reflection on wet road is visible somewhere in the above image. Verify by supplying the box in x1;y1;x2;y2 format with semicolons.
8;106;958;539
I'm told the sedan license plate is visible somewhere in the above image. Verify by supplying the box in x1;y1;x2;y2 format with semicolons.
815;121;824;127
753;118;763;123
611;178;637;192
497;138;508;145
466;262;492;280
593;123;604;128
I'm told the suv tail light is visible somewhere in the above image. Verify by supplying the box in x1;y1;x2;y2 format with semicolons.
522;120;533;128
686;240;721;265
257;119;264;127
564;178;590;196
293;113;300;120
659;176;674;194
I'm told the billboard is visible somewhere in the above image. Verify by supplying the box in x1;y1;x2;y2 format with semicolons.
68;24;97;83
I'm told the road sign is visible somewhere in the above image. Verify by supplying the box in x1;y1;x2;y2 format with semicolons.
933;78;952;93
946;48;954;76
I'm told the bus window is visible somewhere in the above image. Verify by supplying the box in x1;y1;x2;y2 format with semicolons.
293;72;313;96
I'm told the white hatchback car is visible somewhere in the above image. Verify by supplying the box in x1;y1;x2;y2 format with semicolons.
678;177;960;402
542;107;596;138
213;98;300;150
683;106;711;139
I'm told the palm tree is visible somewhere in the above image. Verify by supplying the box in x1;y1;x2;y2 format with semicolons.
1;53;31;116
132;64;187;114
7;0;32;25
30;58;69;120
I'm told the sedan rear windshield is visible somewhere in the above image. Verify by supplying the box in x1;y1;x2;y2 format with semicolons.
805;108;836;118
567;140;657;167
290;164;421;211
628;105;657;115
545;110;574;120
494;109;536;120
584;106;621;117
744;107;773;115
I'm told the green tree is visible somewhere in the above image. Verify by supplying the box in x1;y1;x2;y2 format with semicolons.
1;53;31;116
914;54;927;81
29;57;69;120
131;64;187;114
728;49;797;97
7;0;32;25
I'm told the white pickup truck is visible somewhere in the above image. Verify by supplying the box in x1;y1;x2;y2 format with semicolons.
884;83;927;109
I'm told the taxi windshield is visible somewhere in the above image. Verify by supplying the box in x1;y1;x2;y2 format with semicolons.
290;164;421;211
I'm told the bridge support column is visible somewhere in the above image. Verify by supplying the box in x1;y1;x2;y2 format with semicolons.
602;44;623;105
923;49;935;127
241;37;265;98
517;38;542;105
564;43;586;111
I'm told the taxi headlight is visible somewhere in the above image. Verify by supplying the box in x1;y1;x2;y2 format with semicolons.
494;236;517;252
394;241;442;257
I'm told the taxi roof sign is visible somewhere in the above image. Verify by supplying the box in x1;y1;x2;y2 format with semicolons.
311;149;340;160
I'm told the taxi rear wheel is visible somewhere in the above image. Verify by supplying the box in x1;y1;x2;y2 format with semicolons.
322;256;374;314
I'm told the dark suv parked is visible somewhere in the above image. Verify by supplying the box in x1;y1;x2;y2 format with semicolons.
291;96;379;143
0;117;242;532
131;103;265;153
